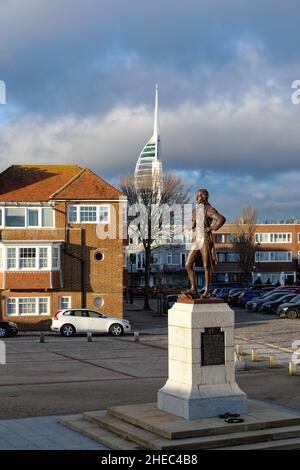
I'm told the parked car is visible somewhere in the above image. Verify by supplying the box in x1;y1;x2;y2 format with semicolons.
0;321;18;338
216;287;233;302
51;309;131;337
128;286;145;296
227;289;245;304
246;292;287;312
163;295;178;313
277;296;300;319
258;293;298;313
238;290;264;308
212;288;222;297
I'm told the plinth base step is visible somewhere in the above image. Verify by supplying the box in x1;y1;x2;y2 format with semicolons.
60;400;300;450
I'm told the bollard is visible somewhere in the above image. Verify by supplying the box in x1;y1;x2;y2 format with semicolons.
251;349;258;361
268;356;276;368
40;333;45;344
289;362;297;376
87;332;92;342
134;331;139;343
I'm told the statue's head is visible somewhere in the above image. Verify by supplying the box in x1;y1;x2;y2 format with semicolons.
196;188;209;204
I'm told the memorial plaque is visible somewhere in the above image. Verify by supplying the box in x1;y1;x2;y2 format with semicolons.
201;327;225;366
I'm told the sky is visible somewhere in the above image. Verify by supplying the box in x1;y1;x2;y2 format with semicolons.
0;0;300;221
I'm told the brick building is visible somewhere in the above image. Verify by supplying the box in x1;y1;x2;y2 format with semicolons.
127;222;300;289
215;222;300;285
0;165;126;329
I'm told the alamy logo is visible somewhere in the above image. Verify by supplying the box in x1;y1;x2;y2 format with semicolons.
0;80;6;105
0;341;6;364
292;340;300;365
291;80;300;105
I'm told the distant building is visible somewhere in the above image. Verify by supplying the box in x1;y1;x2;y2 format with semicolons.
134;84;163;197
127;222;300;288
0;165;126;329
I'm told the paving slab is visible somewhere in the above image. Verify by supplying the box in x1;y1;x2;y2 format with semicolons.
0;415;107;450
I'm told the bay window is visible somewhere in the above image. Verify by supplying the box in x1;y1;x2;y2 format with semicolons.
1;245;60;271
7;297;50;316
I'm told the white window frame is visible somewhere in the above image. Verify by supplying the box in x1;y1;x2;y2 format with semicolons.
59;296;72;310
255;251;293;263
298;233;300;244
68;204;110;224
0;207;4;228
215;234;226;243
6;297;50;316
19;247;37;269
7;247;16;269
167;252;173;265
5;207;26;228
255;233;292;244
1;245;60;271
28;207;40;228
2;206;55;229
153;253;161;265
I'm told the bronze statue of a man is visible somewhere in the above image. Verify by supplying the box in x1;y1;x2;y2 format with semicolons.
185;189;226;298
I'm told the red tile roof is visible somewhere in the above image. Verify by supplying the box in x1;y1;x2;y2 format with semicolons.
0;165;125;202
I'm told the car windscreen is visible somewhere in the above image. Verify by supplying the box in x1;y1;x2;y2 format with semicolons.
276;294;296;302
261;293;287;301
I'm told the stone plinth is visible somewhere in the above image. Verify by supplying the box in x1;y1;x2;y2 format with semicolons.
157;299;247;419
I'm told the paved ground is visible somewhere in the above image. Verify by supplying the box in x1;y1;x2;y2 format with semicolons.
0;299;300;449
0;416;106;450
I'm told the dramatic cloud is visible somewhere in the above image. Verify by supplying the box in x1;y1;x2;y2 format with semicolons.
0;0;300;219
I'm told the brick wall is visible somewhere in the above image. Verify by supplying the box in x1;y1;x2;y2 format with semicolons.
0;200;124;328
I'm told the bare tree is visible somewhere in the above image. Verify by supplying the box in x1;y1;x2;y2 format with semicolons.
120;173;191;310
231;206;257;284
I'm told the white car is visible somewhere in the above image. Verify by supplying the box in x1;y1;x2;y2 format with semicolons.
51;308;131;337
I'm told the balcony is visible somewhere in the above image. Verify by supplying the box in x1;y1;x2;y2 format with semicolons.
2;271;61;290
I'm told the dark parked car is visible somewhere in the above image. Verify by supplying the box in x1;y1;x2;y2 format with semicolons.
212;288;222;297
246;292;287;311
0;321;18;338
278;295;300;318
163;295;178;313
258;293;298;313
238;290;264;307
216;287;233;302
227;289;245;304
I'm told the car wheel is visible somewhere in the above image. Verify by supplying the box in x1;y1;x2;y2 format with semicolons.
109;324;124;337
287;310;299;320
0;327;7;338
60;324;76;337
